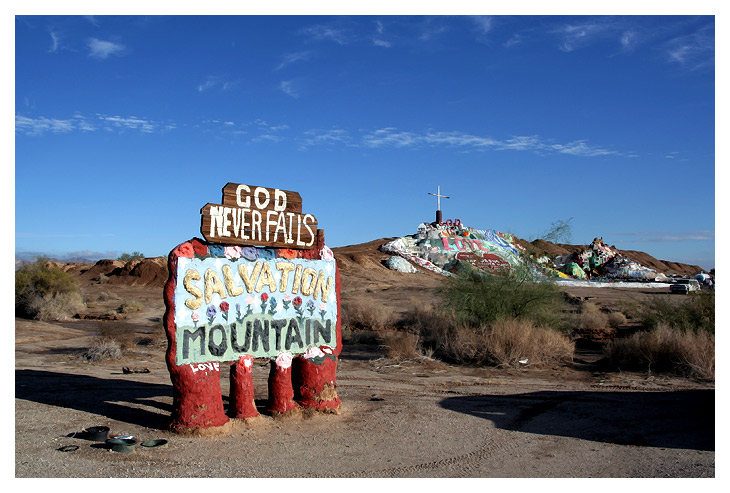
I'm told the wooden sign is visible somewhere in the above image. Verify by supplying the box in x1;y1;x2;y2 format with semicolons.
201;183;318;249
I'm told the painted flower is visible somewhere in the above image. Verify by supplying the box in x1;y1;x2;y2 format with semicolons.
275;352;293;369
303;346;325;360
320;345;334;355
258;248;275;260
224;246;242;259
208;244;225;257
206;305;217;324
281;293;292;310
244;295;254;316
173;242;195;259
191;312;200;326
241;246;259;261
268;297;278;316
318;302;327;321
320;246;334;261
278;248;298;259
240;354;254;369
293;296;303;307
306;299;316;316
220;301;230;322
260;292;269;313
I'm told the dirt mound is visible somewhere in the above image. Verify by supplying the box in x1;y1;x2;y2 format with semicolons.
616;250;704;277
75;257;168;287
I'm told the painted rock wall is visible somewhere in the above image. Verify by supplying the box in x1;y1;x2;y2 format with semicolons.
381;222;526;277
163;234;342;431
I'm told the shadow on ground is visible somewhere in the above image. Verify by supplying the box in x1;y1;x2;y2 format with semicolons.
440;389;714;451
16;369;173;430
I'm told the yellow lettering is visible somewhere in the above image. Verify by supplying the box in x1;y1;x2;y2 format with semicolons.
300;267;317;296
183;269;203;310
204;268;227;304
313;270;334;302
255;262;278;293
291;264;303;294
222;264;244;297
276;261;295;292
238;262;262;293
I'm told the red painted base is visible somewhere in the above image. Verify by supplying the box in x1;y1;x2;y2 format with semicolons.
168;362;230;431
266;359;300;414
229;355;259;419
292;355;341;411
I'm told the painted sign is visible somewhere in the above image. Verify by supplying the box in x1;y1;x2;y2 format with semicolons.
201;183;319;249
174;255;337;365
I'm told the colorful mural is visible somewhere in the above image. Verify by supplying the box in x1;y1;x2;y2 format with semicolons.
174;255;338;364
381;221;525;277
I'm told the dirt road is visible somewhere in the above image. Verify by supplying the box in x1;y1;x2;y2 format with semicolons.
15;316;714;478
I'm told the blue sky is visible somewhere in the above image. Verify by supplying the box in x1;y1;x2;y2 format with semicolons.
14;13;716;269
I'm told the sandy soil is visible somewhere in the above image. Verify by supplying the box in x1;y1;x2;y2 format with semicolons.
14;240;715;478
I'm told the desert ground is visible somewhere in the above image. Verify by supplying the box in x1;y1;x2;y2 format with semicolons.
14;238;715;478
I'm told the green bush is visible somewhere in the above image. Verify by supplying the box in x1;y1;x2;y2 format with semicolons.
639;291;714;334
118;251;145;262
15;257;84;320
436;267;568;330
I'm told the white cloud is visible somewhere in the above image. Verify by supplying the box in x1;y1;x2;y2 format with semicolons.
275;51;312;71
279;80;300;98
15;115;74;136
303;25;347;45
471;16;493;35
49;31;60;53
665;25;714;70
87;38;124;59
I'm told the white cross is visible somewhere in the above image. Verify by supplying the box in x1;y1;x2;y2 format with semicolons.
428;185;450;211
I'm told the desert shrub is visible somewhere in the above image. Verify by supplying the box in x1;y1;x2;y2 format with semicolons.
639;291;714;333
118;300;144;313
607;311;627;329
15;257;84;320
604;323;714;379
380;330;422;360
97;291;120;301
81;337;123;362
403;306;573;367
96;273;108;284
341;298;397;330
437;269;568;330
96;323;137;350
577;302;609;330
118;251;145;262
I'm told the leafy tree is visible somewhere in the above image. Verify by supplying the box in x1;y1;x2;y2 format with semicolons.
118;251;145;261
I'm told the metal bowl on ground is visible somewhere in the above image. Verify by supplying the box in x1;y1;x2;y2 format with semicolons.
85;426;110;441
140;439;168;448
106;438;137;453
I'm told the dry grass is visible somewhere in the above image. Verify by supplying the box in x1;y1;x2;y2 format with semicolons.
607;311;628;329
578;302;609;330
118;300;144;313
28;292;85;322
380;330;422;360
403;306;573;367
81;337;123;362
604;323;715;379
341;298;397;330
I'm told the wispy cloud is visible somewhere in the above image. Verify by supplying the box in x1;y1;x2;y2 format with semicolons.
49;31;60;53
197;75;237;93
664;24;714;70
302;25;348;45
275;51;312;71
15;115;75;136
279;80;300;98
358;128;619;157
471;16;494;38
609;231;715;242
554;20;611;52
87;38;125;59
372;20;391;48
16;113;170;136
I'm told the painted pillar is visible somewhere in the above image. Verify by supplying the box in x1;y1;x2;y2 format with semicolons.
229;354;259;419
266;353;299;415
164;240;229;431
